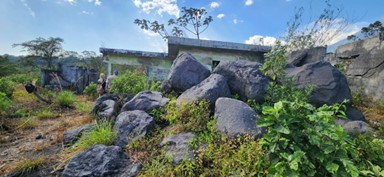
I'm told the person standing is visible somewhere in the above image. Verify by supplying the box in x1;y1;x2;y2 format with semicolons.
106;70;118;93
97;73;107;97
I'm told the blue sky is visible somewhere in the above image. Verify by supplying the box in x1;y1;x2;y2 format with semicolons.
1;0;383;56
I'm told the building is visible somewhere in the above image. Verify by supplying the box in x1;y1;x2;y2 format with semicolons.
100;36;272;80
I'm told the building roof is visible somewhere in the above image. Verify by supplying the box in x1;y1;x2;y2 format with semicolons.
100;48;168;58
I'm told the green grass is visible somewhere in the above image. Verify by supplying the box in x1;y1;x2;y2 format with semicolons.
76;102;92;113
55;91;76;107
35;109;56;120
73;120;117;150
10;156;45;176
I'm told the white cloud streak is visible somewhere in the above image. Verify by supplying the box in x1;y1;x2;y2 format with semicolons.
133;0;180;17
21;0;36;17
233;18;243;24
217;13;225;19
245;0;253;6
64;0;101;6
210;2;220;8
245;35;279;46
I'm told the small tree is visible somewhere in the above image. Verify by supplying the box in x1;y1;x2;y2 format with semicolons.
13;37;64;69
348;20;384;41
134;7;213;40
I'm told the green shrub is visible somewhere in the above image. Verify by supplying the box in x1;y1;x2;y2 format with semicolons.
75;120;117;150
6;72;40;84
56;91;76;107
109;70;147;95
83;82;98;98
0;92;12;115
258;100;360;177
0;78;16;98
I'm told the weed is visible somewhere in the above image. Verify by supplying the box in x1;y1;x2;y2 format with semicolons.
73;120;116;150
76;102;92;113
10;156;45;176
55;91;76;107
83;82;98;99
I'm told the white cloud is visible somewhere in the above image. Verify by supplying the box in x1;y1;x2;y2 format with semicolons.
81;10;94;15
64;0;101;6
133;0;180;17
217;13;225;19
88;0;102;6
233;18;243;24
245;0;253;6
245;35;279;46
210;2;220;8
21;0;36;17
64;0;76;5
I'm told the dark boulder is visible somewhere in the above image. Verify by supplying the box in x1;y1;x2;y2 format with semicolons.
63;124;96;147
91;94;133;114
346;107;365;121
161;52;211;93
121;91;169;113
160;132;196;165
215;97;265;138
176;74;231;109
97;100;118;121
286;61;351;107
62;145;141;177
213;60;269;102
113;110;155;147
286;46;326;67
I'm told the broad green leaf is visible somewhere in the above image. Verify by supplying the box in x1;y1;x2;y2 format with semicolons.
276;125;290;134
274;101;284;110
323;145;336;154
326;162;339;174
289;160;299;170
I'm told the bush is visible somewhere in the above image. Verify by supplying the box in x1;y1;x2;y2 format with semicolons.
6;72;40;84
56;91;76;107
0;92;12;115
83;82;98;98
0;78;16;98
109;69;159;95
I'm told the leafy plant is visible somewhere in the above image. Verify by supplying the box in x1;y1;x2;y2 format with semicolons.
261;41;287;81
55;91;76;107
258;100;360;177
0;78;16;98
0;92;12;115
83;82;98;99
109;70;147;95
74;120;117;150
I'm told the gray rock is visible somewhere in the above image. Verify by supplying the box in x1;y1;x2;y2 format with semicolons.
286;61;352;107
163;52;211;93
97;100;117;121
63;124;96;147
160;132;196;165
215;97;265;138
176;74;231;109
62;145;140;177
113;110;155;147
121;91;169;113
91;94;133;114
346;107;365;121
335;119;372;135
286;46;326;67
213;60;269;102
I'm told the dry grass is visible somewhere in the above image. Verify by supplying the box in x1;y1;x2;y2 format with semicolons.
7;155;46;176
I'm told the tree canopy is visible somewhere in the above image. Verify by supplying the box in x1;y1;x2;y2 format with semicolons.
134;7;213;40
13;37;64;69
347;20;384;41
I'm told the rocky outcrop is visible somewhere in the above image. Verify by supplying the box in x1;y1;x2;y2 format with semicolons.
63;124;96;147
161;52;211;93
286;46;326;67
160;132;196;165
286;61;351;107
91;94;133;114
113;110;155;147
121;91;169;113
213;60;269;102
97;100;118;121
334;36;384;102
62;145;141;177
176;74;231;109
215;97;265;138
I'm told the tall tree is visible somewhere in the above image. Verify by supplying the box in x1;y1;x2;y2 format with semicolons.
134;7;213;40
347;20;384;41
13;37;64;69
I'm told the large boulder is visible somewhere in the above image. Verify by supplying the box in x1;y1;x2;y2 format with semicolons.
176;74;231;109
286;46;326;67
121;91;169;113
97;100;118;121
91;94;133;114
336;119;372;135
161;52;211;93
160;132;196;165
63;124;96;147
113;110;155;147
213;60;269;102
215;97;265;138
62;145;141;177
286;61;352;107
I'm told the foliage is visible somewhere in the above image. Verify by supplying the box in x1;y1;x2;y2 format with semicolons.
109;69;154;95
351;88;364;106
348;20;384;41
74;120;117;150
76;102;92;113
261;41;287;81
81;51;105;73
258;100;361;176
0;55;18;77
55;91;76;107
5;72;40;84
134;7;213;40
285;0;348;50
354;133;384;170
0;78;16;98
0;92;12;115
83;82;98;99
162;99;211;133
13;37;64;68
